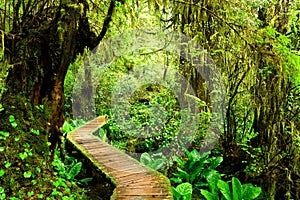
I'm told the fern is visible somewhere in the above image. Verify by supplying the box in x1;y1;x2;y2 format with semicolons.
67;162;82;181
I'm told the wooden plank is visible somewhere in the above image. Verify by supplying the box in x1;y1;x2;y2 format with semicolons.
100;159;137;168
67;116;173;199
106;165;148;175
92;152;130;160
115;173;153;183
115;197;173;200
115;187;169;195
119;177;162;185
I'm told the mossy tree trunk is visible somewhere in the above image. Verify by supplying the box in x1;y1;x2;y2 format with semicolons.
1;0;84;160
0;0;121;197
0;0;120;157
152;0;300;199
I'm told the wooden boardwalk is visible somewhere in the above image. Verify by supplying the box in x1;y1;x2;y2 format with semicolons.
67;116;173;200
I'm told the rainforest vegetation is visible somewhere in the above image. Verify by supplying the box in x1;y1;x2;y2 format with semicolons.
0;0;300;199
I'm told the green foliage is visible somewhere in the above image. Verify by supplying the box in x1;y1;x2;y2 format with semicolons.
62;119;85;134
140;152;168;170
0;131;9;140
67;162;82;181
171;150;223;186
23;171;32;178
170;150;262;199
8;115;17;128
0;169;4;177
0;104;86;199
172;182;193;200
97;82;182;152
52;156;82;182
201;176;262;200
0;187;5;200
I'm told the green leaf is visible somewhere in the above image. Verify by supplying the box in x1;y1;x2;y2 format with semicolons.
210;157;223;169
170;177;183;184
140;153;152;166
201;190;218;200
36;167;41;173
195;182;208;187
176;182;193;196
23;171;32;178
30;128;40;135
0;169;5;177
11;122;17;128
175;168;190;182
232;177;242;200
79;177;93;184
67;162;82;181
189;162;205;183
4;162;11;168
150;159;165;170
0;131;9;137
189;149;201;161
8;115;17;128
173;156;185;167
19;152;27;160
218;180;232;200
62;121;74;133
207;171;221;194
31;180;37;185
27;191;34;197
242;184;262;199
0;193;6;200
171;186;182;200
0;147;4;152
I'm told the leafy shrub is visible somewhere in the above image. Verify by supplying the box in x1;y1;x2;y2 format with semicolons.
172;182;193;200
140;152;168;170
171;150;223;187
52;156;82;182
201;176;262;200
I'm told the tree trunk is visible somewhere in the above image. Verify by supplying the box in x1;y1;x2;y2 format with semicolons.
0;0;123;196
0;0;122;159
1;1;82;160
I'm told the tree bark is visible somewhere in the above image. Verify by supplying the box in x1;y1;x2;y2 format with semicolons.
1;2;79;160
0;0;123;160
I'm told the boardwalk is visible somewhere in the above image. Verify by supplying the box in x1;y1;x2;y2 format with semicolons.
67;116;173;200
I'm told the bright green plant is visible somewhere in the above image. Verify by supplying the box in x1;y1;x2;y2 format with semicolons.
0;131;9;141
201;176;262;200
140;152;168;170
62;119;85;134
171;150;223;187
172;182;193;200
52;156;82;182
8;115;17;128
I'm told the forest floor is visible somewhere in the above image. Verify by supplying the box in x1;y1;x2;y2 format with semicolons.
65;143;115;199
84;181;114;200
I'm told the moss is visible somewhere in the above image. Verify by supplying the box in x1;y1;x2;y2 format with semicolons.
0;98;86;199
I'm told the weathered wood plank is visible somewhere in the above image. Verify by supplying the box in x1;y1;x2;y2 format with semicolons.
67;116;173;199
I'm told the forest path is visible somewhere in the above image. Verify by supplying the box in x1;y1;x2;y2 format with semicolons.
67;116;173;200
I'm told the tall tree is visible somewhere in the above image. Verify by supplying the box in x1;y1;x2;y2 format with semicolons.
151;0;300;199
0;0;123;197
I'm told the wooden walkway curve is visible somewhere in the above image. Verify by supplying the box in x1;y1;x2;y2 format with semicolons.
67;116;173;200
